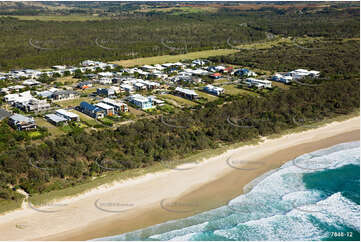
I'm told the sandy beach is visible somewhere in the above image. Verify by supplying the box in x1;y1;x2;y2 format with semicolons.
0;116;359;241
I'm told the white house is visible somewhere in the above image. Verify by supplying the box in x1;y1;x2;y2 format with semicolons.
271;74;293;84
245;78;272;88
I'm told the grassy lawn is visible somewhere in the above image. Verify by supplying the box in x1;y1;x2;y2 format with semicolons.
34;117;65;137
81;87;97;95
27;131;42;138
272;81;290;90
222;84;259;96
55;97;93;108
9;15;111;22
55;76;80;85
213;78;231;84
196;90;219;102
111;49;239;67
127;106;147;117
160;94;198;107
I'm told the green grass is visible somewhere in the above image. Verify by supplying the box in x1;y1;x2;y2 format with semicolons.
9;15;111;22
160;94;198;107
196;90;219;102
56;97;92;108
222;84;259;96
34;117;65;137
272;81;290;90
27;131;42;138
111;49;239;67
0;199;24;215
59;125;73;133
157;104;175;113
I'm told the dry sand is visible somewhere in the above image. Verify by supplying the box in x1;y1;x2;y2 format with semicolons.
0;116;359;241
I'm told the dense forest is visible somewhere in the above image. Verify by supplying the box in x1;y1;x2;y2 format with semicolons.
0;4;359;70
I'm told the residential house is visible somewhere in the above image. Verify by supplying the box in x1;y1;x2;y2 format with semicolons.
287;69;320;80
192;59;206;66
52;65;67;70
210;73;222;79
77;81;93;89
97;88;115;97
8;114;36;130
98;72;113;78
23;79;41;86
148;96;165;106
4;91;32;104
17;98;51;113
128;94;153;110
120;84;135;93
175;87;198;100
45;114;68;126
36;90;54;99
102;98;128;113
223;67;234;74
95;102;115;116
245;78;272;89
55;109;80;122
79;102;105;119
271;74;293;84
51;90;79;102
203;85;224;96
234;68;257;77
98;77;112;85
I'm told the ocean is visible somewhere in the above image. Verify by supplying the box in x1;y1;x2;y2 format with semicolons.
95;141;360;241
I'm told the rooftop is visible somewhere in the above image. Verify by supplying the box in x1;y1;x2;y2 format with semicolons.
45;114;68;123
56;109;79;119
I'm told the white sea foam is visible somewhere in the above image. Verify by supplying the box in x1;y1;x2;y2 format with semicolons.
94;141;360;241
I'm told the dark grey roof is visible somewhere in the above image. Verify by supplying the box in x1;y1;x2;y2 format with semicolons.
0;108;12;121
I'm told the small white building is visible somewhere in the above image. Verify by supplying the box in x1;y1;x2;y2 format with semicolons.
271;74;293;84
287;69;320;80
245;78;272;89
55;109;80;121
204;85;224;96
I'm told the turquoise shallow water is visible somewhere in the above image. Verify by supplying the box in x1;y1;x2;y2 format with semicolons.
95;141;360;241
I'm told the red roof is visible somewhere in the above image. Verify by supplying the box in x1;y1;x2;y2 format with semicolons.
211;73;222;77
225;67;233;71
